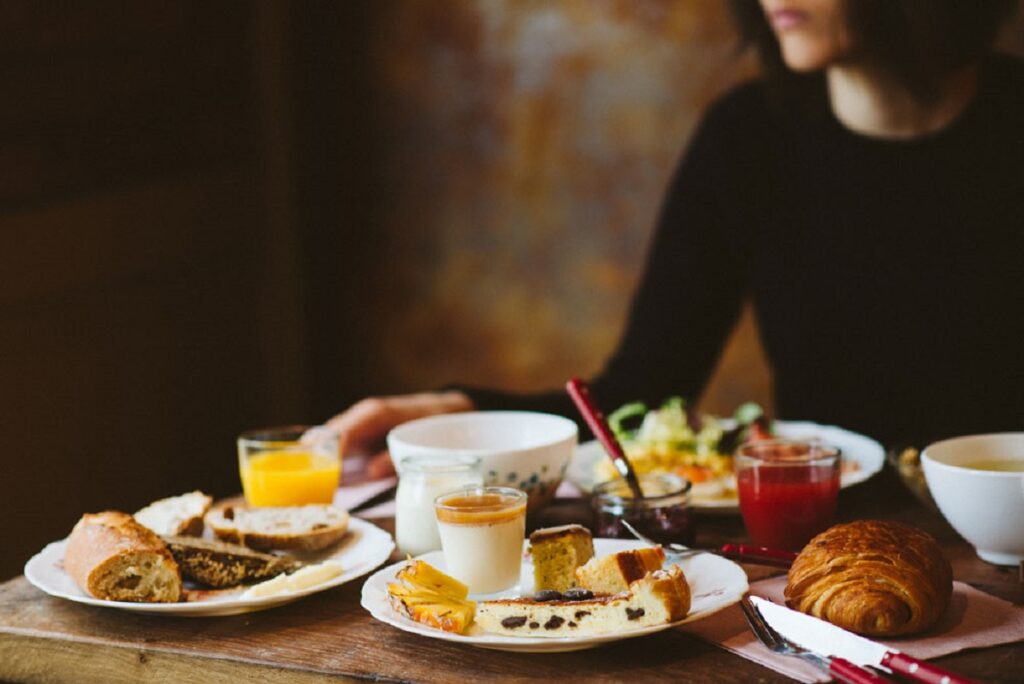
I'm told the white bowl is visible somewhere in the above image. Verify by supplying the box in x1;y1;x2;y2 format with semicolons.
387;411;578;512
921;433;1024;565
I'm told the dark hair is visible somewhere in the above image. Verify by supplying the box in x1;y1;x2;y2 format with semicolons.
729;0;1018;101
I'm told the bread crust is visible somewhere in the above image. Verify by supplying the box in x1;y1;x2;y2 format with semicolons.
784;520;952;636
64;511;182;602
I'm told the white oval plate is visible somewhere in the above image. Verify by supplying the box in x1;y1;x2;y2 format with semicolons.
567;420;886;512
25;517;395;616
361;538;748;653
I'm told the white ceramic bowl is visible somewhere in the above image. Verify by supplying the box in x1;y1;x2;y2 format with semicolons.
921;433;1024;565
387;411;578;512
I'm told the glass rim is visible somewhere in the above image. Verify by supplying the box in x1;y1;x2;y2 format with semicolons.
399;454;481;473
434;485;526;511
592;472;692;504
238;424;319;444
735;438;841;466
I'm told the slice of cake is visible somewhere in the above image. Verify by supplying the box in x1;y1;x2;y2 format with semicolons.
575;546;666;594
134;491;213;537
476;565;691;637
529;524;595;592
162;535;301;588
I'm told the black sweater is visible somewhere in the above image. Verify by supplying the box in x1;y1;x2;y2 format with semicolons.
464;54;1024;450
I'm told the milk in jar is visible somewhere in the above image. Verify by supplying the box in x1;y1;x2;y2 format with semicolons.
395;455;482;556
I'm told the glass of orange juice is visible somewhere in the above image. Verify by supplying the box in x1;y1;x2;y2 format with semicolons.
238;426;341;507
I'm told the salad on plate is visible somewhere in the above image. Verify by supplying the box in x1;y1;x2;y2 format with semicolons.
601;398;772;500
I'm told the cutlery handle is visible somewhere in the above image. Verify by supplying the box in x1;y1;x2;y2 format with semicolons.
720;543;798;568
565;378;645;498
880;651;977;684
830;657;892;684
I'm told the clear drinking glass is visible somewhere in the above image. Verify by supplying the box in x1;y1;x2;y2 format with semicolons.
238;426;340;507
736;439;840;551
395;454;482;556
435;486;527;594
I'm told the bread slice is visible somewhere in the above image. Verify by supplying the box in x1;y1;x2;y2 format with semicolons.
476;565;691;637
134;490;213;537
205;504;349;552
575;546;665;594
64;511;182;602
162;535;301;587
529;524;595;592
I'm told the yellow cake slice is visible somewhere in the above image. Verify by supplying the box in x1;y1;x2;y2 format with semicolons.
529;524;595;592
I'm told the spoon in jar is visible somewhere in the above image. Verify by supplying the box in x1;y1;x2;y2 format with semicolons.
565;378;645;501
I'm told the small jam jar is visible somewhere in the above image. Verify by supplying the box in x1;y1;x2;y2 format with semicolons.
591;473;694;545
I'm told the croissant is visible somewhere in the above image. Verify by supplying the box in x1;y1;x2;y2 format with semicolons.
784;520;952;637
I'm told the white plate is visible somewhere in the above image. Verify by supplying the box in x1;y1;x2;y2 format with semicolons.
361;538;747;653
25;517;395;616
567;420;886;512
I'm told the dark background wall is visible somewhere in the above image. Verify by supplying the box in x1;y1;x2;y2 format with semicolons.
2;1;1022;580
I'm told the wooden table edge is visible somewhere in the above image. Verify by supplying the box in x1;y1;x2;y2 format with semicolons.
0;629;408;684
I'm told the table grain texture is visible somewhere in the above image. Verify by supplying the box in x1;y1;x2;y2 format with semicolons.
2;470;1022;683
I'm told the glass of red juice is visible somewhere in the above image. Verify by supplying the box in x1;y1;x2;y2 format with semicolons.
736;439;840;551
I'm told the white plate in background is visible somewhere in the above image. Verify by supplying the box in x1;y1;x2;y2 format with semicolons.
567;420;885;512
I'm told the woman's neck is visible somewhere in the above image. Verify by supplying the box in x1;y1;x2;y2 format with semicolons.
826;62;979;140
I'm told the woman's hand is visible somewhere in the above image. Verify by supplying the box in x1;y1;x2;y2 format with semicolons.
324;391;474;479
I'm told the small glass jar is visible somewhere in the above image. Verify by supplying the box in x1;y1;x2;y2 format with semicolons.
395;454;482;556
591;473;694;546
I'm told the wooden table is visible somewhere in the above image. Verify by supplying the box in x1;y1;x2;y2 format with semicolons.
2;471;1022;683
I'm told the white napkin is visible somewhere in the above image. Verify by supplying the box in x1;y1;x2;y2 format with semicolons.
679;575;1024;683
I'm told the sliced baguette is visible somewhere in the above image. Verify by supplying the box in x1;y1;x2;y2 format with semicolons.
64;511;182;602
205;504;349;552
134;490;213;537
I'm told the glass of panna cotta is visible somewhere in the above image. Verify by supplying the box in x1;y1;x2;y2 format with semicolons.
435;486;527;594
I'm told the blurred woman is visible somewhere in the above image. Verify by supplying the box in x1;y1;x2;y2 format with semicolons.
327;0;1022;477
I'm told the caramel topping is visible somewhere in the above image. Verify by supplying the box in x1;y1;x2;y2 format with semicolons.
435;494;525;525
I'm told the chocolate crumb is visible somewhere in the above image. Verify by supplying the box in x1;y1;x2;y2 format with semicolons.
501;616;528;629
568;621;577;628
534;590;563;602
574;611;590;620
626;608;645;620
529;622;540;629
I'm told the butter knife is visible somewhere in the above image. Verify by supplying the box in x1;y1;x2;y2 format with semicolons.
750;596;977;684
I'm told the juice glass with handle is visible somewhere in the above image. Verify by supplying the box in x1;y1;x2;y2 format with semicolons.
736;439;840;551
238;426;340;506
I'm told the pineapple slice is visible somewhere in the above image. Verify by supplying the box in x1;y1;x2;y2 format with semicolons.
395;559;469;600
387;559;476;634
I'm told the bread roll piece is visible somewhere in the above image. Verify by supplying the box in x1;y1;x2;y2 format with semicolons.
64;511;182;602
575;546;665;594
205;504;349;552
784;520;952;637
134;490;213;537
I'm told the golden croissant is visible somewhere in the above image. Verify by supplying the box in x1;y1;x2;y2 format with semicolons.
784;520;952;636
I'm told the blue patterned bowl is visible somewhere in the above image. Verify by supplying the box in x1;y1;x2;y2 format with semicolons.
388;411;577;512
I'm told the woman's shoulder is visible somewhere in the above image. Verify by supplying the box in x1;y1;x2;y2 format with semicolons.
699;79;775;132
983;52;1024;99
